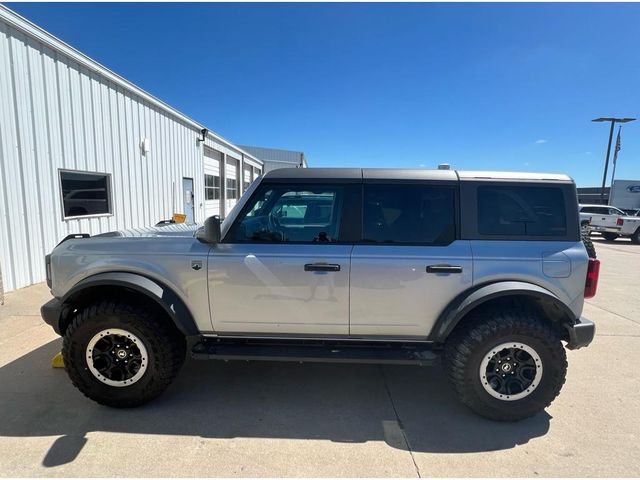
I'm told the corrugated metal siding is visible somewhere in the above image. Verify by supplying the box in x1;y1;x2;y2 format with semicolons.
0;19;206;291
0;7;263;293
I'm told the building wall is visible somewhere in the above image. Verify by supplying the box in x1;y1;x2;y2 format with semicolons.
238;145;306;172
0;7;263;292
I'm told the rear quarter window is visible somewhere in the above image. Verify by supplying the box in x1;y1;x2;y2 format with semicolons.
478;185;567;237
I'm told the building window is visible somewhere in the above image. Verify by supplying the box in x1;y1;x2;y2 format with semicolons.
226;178;238;199
60;170;112;218
205;174;221;200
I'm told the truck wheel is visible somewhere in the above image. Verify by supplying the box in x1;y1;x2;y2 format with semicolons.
62;300;186;407
444;311;567;422
602;232;618;242
581;228;597;258
631;228;640;245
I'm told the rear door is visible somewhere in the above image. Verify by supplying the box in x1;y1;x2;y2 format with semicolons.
208;181;360;335
350;182;473;338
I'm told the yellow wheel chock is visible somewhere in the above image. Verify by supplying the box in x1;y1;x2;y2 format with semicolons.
51;351;65;368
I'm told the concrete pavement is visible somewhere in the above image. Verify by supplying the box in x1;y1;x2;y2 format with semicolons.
0;239;639;477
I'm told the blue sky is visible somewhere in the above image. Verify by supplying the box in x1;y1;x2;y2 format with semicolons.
6;2;640;186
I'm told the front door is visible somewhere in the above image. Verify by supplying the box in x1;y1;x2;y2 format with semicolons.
350;182;473;337
182;177;194;223
208;182;359;335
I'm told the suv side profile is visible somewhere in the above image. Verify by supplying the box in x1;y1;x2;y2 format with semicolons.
41;169;598;421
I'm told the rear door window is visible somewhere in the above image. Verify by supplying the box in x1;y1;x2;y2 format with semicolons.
478;186;567;236
362;184;456;245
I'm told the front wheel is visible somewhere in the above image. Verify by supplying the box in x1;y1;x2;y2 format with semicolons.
62;300;186;407
444;311;567;421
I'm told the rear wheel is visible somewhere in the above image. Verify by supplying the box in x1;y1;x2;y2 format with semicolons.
62;300;186;407
444;310;567;421
631;228;640;245
602;232;619;242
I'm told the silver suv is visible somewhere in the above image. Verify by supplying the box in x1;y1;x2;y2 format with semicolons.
41;168;598;421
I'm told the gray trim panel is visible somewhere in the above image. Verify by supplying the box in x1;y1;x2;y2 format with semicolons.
62;272;199;337
429;281;577;342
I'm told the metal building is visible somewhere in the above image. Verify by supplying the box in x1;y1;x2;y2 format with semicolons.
0;6;263;294
239;145;307;172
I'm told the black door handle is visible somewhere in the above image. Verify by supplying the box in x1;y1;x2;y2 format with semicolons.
426;264;463;274
304;263;341;272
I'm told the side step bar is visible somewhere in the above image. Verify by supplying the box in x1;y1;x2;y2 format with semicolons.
191;338;440;366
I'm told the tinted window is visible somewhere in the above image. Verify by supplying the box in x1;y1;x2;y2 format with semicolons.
231;184;347;243
478;186;566;236
363;184;456;244
60;170;111;218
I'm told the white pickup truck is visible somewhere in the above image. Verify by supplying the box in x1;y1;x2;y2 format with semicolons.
579;204;640;243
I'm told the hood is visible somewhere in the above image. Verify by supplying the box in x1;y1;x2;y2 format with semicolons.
94;222;201;238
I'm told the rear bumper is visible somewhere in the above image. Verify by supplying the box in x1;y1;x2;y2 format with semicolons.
41;298;63;336
590;226;621;234
565;317;595;350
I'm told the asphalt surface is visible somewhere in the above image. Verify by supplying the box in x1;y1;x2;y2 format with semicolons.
1;237;639;477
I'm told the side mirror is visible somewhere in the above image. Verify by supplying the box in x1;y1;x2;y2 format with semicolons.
197;215;221;244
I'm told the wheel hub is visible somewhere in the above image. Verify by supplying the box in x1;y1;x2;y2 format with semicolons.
479;342;543;401
86;328;148;387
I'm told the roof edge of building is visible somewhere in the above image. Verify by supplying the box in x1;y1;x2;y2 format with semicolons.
0;4;262;165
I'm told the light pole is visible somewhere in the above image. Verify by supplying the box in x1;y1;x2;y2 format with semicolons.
592;117;635;204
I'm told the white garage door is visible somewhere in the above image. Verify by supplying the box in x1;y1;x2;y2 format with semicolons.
204;146;222;219
225;156;240;215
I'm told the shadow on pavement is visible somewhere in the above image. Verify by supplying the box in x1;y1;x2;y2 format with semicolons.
0;340;550;467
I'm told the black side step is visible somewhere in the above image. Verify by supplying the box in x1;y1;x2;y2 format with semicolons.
191;338;440;366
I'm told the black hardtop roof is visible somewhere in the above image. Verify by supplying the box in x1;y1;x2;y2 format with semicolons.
262;168;574;183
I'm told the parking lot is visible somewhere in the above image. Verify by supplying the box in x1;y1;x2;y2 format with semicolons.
1;238;639;477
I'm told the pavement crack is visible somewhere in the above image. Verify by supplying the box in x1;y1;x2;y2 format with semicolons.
585;302;640;326
596;333;640;338
379;366;421;478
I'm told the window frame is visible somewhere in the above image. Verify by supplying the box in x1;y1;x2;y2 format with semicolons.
360;180;459;246
226;157;240;200
58;168;114;220
204;174;221;200
460;180;579;241
223;181;362;244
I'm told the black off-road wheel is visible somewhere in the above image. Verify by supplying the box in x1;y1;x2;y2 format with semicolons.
602;232;619;242
444;311;567;422
631;228;640;245
581;228;597;258
62;300;186;408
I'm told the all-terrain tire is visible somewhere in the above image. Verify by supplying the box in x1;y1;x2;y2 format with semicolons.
62;300;186;408
581;228;597;258
602;232;618;242
631;228;640;245
443;311;567;422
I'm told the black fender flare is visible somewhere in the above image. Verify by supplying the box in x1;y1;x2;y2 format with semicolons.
61;272;199;337
428;281;577;343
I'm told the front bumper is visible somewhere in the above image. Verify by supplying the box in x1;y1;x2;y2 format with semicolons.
41;298;63;335
565;317;595;350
